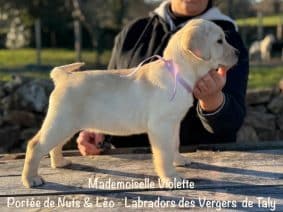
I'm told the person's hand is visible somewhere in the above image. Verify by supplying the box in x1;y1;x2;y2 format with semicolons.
193;67;227;112
76;131;105;155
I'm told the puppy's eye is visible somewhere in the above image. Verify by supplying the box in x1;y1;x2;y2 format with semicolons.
217;39;223;44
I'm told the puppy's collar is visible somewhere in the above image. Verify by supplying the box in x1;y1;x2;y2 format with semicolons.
122;55;193;101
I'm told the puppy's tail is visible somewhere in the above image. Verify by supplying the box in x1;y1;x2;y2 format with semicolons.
50;62;85;85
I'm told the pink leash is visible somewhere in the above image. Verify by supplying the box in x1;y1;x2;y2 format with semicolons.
122;55;193;101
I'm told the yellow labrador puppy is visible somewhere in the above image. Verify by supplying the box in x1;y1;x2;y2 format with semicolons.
22;19;238;188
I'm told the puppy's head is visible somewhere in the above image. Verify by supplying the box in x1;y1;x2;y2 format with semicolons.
180;19;238;70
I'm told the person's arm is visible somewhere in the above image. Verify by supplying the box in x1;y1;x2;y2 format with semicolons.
195;29;249;138
108;33;122;69
108;17;152;70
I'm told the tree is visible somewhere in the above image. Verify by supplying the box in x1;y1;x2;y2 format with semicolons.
70;0;157;63
0;0;74;47
0;0;158;53
255;0;283;15
214;0;256;18
0;1;33;48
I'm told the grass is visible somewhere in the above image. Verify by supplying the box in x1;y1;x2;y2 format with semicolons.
249;65;283;89
0;48;282;90
0;48;111;68
0;71;50;81
0;48;111;81
236;15;283;27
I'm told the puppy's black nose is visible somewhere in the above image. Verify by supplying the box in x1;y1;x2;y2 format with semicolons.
235;49;240;57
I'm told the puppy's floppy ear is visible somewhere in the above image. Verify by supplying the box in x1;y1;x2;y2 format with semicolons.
182;26;211;61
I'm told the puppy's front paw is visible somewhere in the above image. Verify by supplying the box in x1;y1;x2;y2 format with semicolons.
51;158;72;168
22;175;44;188
159;175;184;188
174;155;191;167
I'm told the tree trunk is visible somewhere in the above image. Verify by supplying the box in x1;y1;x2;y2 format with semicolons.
74;20;82;61
35;18;42;66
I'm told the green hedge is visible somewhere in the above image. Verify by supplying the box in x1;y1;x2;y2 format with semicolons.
0;48;282;90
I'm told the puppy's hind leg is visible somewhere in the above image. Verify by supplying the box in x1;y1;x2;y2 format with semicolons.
50;140;72;168
22;131;45;188
22;115;78;188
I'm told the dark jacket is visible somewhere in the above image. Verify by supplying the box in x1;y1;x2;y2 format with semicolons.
107;7;249;147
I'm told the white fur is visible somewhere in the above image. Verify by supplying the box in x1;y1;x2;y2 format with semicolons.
22;19;238;188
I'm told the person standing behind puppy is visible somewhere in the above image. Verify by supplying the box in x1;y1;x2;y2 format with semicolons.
77;0;249;155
